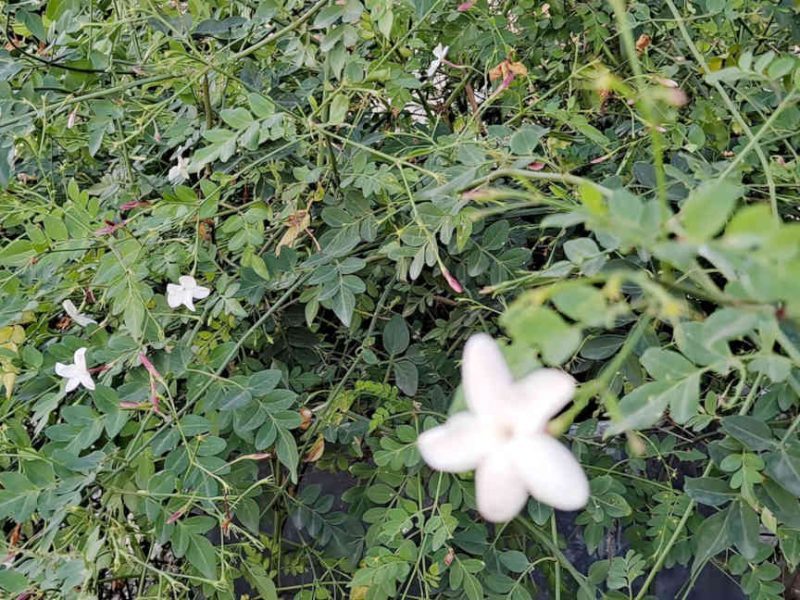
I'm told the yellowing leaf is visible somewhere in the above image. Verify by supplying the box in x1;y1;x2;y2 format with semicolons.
276;210;311;255
304;435;325;463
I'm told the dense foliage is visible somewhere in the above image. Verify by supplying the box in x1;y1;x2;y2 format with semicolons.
1;0;800;598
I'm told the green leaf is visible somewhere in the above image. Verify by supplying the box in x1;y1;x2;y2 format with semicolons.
509;125;548;154
330;287;356;326
779;529;800;571
462;571;483;600
503;305;580;366
675;322;730;367
721;416;775;451
640;348;696;380
666;373;701;424
729;500;760;559
0;473;39;521
703;308;757;347
329;94;350;125
248;370;283;396
0;569;29;593
765;445;800;495
684;477;735;506
123;298;145;339
383;315;410;355
366;483;394;504
220;388;253;411
499;550;529;573
692;508;732;574
551;285;606;326
314;5;343;28
596;492;632;518
219;107;254;130
235;497;261;533
767;56;796;79
242;564;279;600
0;239;35;267
276;428;299;483
248;93;275;118
186;535;218;579
394;360;418;396
680;180;743;240
748;355;792;382
580;335;624;360
759;479;800;528
606;381;670;435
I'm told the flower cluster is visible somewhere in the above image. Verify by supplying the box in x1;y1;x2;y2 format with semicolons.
55;276;210;393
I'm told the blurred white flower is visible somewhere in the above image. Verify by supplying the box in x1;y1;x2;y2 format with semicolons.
62;299;97;327
168;156;190;185
417;334;589;522
167;275;210;311
427;44;449;77
55;347;95;392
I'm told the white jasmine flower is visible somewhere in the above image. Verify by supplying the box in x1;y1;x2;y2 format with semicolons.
168;155;190;185
427;43;449;77
55;347;95;392
166;275;211;311
62;299;97;328
417;334;589;522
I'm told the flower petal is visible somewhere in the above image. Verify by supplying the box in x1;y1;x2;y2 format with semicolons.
183;294;196;311
417;412;494;473
55;362;76;378
80;372;96;391
64;300;98;327
191;284;210;300
73;348;88;371
166;284;184;308
475;446;529;522
462;334;513;415
511;435;589;511
512;369;576;434
179;275;197;288
64;377;80;392
62;299;80;319
76;314;97;327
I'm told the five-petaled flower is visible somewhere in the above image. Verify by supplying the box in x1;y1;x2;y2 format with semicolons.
427;44;449;77
417;333;589;522
55;347;95;392
167;275;211;311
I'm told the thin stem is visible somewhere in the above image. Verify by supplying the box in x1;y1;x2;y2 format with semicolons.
516;517;592;596
551;515;561;600
550;314;653;436
664;0;779;222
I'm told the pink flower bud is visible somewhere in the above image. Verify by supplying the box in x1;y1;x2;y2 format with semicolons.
139;352;162;380
166;510;184;524
442;267;463;293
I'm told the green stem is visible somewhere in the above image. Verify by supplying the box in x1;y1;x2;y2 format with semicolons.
517;517;592;596
609;0;668;217
635;371;763;599
550;314;653;436
664;0;779;222
552;515;561;600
